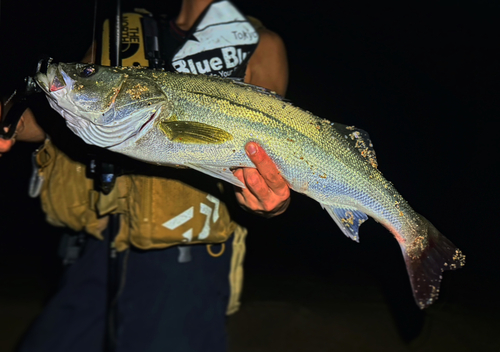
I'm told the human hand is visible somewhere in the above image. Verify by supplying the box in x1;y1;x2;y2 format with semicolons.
233;142;291;217
0;104;18;157
0;105;45;156
0;133;16;157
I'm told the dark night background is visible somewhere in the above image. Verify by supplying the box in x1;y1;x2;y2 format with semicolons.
0;0;498;351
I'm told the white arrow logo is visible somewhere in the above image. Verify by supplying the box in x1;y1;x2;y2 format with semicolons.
162;195;221;242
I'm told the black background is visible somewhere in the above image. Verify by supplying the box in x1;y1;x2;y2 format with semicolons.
0;0;498;349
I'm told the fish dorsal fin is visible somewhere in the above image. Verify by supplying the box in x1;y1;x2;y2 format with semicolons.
321;204;368;242
159;120;233;144
334;123;378;169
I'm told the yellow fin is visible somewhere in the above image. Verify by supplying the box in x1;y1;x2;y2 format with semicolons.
159;121;233;144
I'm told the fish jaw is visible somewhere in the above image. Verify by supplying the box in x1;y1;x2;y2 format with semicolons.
35;64;104;128
35;64;96;137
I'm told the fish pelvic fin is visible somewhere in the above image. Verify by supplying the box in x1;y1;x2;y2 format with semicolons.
400;215;465;309
322;204;368;242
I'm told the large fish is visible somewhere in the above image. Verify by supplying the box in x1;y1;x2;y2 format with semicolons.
35;62;465;309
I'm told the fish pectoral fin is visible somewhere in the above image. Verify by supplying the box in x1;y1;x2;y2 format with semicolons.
321;204;368;242
159;121;233;144
185;163;246;188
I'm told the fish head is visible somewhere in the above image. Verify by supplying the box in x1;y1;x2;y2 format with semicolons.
35;62;167;148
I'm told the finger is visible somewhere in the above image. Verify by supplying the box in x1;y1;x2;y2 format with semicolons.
233;166;270;201
242;167;271;200
245;142;288;195
234;188;260;211
240;167;290;214
233;168;261;204
1;127;14;151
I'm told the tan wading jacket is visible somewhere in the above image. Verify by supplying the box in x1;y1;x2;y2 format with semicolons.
36;139;246;315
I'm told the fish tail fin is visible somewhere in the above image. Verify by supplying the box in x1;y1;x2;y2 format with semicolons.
399;215;465;309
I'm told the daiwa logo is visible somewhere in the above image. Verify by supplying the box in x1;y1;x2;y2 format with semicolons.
172;47;250;77
161;195;221;242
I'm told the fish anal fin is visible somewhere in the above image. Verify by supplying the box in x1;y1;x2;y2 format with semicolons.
159;120;233;144
401;215;465;309
322;204;368;242
186;163;246;188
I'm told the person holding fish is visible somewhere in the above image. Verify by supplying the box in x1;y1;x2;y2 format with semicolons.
1;0;291;351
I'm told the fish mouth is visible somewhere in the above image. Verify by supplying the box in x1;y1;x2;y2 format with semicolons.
35;63;70;94
33;58;53;92
49;72;66;92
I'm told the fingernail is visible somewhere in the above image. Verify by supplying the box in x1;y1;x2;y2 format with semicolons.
246;143;258;156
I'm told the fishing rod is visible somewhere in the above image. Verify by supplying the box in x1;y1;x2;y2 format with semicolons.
0;60;47;141
98;2;122;352
109;0;122;67
0;0;122;140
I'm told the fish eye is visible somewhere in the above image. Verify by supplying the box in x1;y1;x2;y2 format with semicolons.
80;65;97;78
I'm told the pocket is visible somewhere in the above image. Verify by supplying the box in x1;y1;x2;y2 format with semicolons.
126;176;237;250
36;140;100;236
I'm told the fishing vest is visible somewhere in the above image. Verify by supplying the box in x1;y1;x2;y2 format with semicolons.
36;0;262;252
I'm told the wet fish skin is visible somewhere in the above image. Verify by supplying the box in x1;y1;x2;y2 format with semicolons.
35;63;465;309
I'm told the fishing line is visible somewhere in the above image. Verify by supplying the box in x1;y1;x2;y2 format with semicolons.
91;0;99;63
